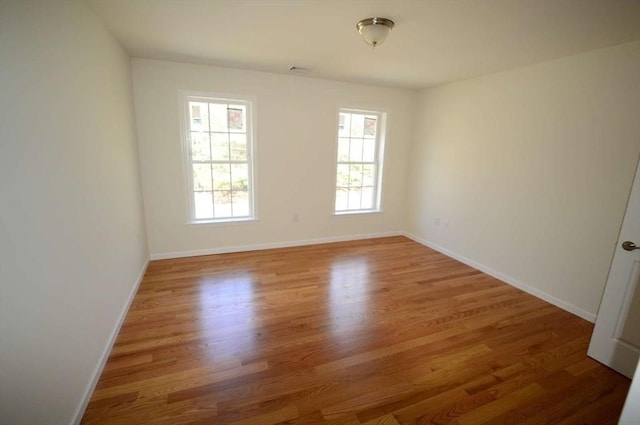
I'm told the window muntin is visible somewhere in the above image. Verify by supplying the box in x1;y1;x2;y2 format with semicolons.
335;109;385;213
183;95;254;222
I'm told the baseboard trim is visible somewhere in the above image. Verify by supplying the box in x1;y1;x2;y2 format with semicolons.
149;231;404;260
403;232;596;323
72;256;150;425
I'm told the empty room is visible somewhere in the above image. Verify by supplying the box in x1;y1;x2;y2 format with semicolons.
1;0;640;424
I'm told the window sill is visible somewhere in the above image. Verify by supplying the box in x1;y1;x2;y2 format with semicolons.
187;217;259;226
333;210;383;216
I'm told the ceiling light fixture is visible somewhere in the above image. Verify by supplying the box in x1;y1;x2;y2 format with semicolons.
356;17;395;48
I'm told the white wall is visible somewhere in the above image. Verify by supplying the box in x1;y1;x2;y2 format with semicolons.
132;59;415;257
0;1;148;424
406;41;640;320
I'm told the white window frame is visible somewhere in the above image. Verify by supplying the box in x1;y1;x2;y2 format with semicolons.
179;91;257;224
333;108;387;215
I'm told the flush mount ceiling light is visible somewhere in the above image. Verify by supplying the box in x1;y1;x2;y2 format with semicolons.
356;17;395;48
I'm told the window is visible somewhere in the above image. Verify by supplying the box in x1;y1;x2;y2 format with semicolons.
181;94;255;223
334;109;385;213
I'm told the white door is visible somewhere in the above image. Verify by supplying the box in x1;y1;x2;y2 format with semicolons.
588;158;640;379
618;359;640;424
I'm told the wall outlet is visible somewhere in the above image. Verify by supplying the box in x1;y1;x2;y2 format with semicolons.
434;217;440;226
293;213;299;223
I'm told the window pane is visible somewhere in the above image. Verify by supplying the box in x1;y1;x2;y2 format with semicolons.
211;133;229;160
212;164;231;190
228;105;246;132
362;164;375;186
231;164;248;190
186;96;254;222
361;186;374;209
364;116;377;138
229;133;247;161
213;191;232;217
336;164;350;187
190;132;210;161
192;164;212;191
349;138;363;162
338;113;351;138
349;164;363;186
232;190;249;217
194;191;213;219
347;187;362;210
350;114;364;138
363;139;375;162
335;188;348;211
189;102;209;132
334;109;384;214
210;103;228;132
337;138;350;162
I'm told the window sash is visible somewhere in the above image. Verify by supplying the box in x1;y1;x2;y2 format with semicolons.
335;109;384;213
183;95;254;223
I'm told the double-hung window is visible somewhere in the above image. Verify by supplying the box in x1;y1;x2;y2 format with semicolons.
334;109;386;214
182;94;255;223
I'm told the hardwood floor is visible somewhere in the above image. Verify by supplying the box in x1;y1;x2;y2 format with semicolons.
81;236;630;424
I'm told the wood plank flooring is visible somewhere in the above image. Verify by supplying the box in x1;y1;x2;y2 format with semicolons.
81;236;630;424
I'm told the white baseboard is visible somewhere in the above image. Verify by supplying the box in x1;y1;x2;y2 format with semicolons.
72;256;150;425
149;231;403;260
403;232;596;323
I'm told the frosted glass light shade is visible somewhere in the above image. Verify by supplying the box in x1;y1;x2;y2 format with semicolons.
357;17;395;48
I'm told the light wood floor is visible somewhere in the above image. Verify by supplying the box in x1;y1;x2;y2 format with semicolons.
81;236;630;424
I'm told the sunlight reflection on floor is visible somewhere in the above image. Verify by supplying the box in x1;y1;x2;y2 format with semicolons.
329;256;373;341
198;272;257;358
